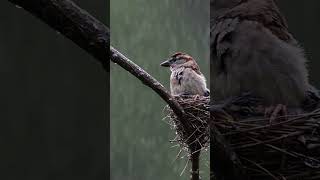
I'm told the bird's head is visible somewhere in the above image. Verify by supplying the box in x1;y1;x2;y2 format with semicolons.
211;0;242;18
160;52;200;72
211;0;280;17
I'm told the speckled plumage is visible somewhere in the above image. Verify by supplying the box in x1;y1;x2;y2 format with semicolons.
161;52;209;97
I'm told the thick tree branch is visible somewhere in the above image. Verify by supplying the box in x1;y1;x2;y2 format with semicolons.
8;0;195;178
110;47;185;118
8;0;110;71
7;0;186;120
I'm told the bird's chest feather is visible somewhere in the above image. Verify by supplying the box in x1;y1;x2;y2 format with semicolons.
170;67;207;96
172;68;189;95
170;68;184;86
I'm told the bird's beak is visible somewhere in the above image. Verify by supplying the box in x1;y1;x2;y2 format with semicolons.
160;59;172;67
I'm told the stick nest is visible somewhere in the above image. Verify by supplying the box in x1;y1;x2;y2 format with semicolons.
164;94;320;179
213;107;320;180
164;96;210;155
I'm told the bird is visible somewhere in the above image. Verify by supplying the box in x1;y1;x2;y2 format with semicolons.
210;0;319;117
160;52;210;97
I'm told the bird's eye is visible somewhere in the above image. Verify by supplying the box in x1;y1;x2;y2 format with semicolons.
170;58;176;63
175;59;186;64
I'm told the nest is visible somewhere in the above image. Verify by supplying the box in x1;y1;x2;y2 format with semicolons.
164;96;210;155
164;93;320;180
213;106;320;180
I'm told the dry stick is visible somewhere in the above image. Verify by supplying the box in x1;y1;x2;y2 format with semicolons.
7;1;198;179
248;137;299;159
223;112;317;136
181;158;190;176
247;137;320;167
172;149;183;164
241;157;279;180
110;47;186;120
234;131;303;150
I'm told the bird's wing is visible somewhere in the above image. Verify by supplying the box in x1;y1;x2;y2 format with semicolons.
212;17;309;105
218;0;294;43
211;17;239;73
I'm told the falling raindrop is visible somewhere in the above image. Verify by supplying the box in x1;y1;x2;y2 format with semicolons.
15;5;22;9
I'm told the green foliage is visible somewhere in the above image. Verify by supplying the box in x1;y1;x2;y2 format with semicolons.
111;0;209;179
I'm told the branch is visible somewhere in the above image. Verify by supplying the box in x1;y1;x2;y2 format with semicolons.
7;0;186;120
110;47;185;119
7;0;192;177
8;0;110;71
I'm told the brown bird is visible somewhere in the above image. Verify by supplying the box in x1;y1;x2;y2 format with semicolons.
210;0;318;117
160;52;209;97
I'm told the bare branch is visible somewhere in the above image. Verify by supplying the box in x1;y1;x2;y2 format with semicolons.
7;0;186;121
110;47;185;118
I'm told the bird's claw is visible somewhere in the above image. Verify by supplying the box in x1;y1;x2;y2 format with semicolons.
265;104;287;123
193;94;200;100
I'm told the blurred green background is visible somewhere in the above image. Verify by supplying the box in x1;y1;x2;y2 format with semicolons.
110;0;209;179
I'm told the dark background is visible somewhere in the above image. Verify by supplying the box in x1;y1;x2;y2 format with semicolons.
0;0;108;180
278;1;320;88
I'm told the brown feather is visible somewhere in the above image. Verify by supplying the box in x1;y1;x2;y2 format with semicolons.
217;0;293;43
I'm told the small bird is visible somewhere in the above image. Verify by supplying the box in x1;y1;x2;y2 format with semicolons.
160;52;210;97
210;0;319;117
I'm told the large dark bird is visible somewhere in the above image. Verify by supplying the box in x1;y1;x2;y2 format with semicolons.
210;0;319;115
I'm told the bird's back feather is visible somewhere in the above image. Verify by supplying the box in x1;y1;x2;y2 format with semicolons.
211;19;310;106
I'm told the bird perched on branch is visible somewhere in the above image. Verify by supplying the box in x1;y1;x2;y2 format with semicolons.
211;0;319;117
160;52;210;97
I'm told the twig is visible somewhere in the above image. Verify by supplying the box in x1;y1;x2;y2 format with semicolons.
110;47;185;120
234;131;303;150
241;157;279;180
172;149;183;164
223;113;316;136
180;159;190;176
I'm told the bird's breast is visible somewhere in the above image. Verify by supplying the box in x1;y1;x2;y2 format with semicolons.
170;68;208;96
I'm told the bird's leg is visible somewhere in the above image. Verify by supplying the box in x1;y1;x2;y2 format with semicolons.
178;93;200;100
265;104;287;123
193;94;201;100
